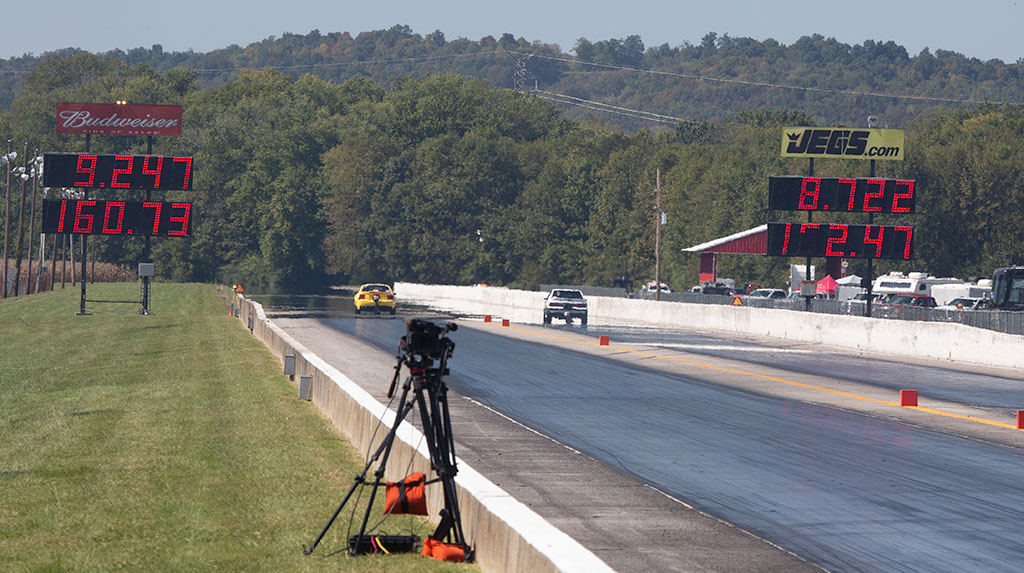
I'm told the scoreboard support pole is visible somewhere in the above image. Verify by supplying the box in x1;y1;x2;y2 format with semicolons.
141;136;153;315
78;135;90;316
805;158;813;312
865;159;876;318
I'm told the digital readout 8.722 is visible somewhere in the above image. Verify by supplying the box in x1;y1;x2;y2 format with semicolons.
768;176;915;213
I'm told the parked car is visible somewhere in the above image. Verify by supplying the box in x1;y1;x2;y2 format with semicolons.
842;292;883;312
850;292;883;302
935;297;989;311
543;289;588;325
353;283;396;314
696;284;734;296
875;293;937;308
746;288;787;299
642;281;672;295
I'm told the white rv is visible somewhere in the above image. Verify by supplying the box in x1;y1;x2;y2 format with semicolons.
871;271;964;300
930;280;992;306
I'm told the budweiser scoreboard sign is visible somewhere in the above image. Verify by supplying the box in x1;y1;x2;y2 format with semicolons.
57;102;182;137
781;127;904;161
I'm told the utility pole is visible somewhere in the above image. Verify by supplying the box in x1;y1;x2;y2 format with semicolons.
514;56;528;92
655;168;662;302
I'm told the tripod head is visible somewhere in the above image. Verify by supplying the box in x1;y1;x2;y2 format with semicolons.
388;318;457;398
399;318;456;367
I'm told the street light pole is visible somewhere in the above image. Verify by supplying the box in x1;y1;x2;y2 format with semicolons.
654;168;662;302
13;143;29;296
27;152;41;294
2;140;13;298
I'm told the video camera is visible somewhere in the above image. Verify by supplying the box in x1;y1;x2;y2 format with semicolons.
400;318;456;362
388;318;457;398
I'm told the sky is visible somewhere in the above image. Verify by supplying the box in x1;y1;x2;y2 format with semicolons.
1;0;1021;64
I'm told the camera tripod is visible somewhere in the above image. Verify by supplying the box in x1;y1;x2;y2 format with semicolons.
303;319;472;561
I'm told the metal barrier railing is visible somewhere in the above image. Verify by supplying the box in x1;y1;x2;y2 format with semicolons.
647;292;1024;336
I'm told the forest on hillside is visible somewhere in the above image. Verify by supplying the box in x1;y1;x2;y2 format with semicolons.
1;36;1022;293
1;25;1022;130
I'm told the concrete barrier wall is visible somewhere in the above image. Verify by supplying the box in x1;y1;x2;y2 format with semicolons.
394;282;1024;371
232;295;613;573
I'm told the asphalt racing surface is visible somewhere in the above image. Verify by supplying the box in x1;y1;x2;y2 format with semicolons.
267;303;1024;572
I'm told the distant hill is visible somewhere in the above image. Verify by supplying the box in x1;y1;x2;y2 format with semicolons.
2;25;1022;130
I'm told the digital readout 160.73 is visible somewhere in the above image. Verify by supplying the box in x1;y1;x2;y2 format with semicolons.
766;222;914;260
41;199;192;237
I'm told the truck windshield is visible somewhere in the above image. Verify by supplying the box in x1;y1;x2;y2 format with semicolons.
886;295;915;305
992;268;1024;307
553;290;583;299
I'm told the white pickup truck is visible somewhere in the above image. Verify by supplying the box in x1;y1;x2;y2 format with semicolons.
543;289;588;326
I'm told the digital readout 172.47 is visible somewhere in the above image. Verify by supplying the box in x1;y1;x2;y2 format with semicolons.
766;222;914;260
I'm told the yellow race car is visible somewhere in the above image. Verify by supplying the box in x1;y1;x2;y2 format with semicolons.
353;283;396;314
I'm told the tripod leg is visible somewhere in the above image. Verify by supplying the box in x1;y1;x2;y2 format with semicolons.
414;375;469;551
305;377;415;556
350;381;418;555
303;472;366;555
435;382;470;549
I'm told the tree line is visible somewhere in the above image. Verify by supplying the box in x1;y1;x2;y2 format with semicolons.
2;26;1023;131
1;53;1022;294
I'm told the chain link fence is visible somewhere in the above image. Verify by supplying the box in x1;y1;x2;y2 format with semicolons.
659;292;1024;336
539;285;1024;336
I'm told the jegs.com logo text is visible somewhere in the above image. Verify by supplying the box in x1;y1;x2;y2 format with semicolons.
781;127;904;161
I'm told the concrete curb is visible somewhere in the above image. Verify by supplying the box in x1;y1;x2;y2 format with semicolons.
233;294;615;573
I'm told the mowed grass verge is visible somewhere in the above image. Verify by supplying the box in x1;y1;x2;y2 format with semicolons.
0;283;468;571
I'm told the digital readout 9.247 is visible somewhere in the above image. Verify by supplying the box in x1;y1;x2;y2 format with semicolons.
41;199;192;237
766;222;914;260
43;153;193;191
768;176;915;213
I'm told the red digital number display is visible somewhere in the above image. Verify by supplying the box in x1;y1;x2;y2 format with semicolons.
766;222;914;260
769;176;916;214
43;153;193;190
41;199;193;237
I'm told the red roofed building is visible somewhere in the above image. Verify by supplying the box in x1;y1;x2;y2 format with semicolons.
683;225;767;283
683;224;843;286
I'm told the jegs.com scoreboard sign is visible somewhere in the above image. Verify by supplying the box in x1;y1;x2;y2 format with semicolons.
781;127;904;161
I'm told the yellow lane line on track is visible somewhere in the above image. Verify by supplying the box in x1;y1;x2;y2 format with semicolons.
486;322;1021;431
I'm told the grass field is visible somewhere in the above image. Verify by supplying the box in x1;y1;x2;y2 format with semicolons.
0;283;469;571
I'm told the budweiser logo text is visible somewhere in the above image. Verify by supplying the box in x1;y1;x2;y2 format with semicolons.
59;110;179;130
56;102;183;136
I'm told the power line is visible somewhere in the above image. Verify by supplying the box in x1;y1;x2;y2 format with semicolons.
511;51;1024;107
532;89;684;125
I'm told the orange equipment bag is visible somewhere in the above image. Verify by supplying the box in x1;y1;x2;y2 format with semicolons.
384;472;427;515
420;536;466;563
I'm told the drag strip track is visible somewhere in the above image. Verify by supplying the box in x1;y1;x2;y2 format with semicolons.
297;315;1024;571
